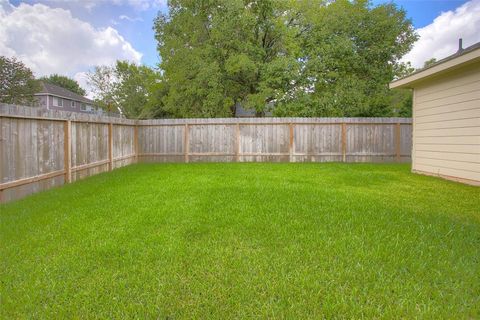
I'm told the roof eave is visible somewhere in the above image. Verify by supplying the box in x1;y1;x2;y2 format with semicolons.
390;46;480;89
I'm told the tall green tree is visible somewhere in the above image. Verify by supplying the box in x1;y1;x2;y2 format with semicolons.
87;61;160;118
0;56;40;105
87;65;118;112
154;0;302;117
114;61;161;118
40;74;86;96
274;0;417;117
153;0;417;118
388;61;415;117
389;88;412;117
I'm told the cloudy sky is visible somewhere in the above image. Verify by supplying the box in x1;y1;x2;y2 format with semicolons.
1;0;479;94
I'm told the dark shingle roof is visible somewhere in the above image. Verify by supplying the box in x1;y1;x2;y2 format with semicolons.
37;81;93;104
234;102;273;117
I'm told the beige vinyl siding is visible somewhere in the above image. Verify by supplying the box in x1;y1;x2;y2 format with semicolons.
412;62;480;184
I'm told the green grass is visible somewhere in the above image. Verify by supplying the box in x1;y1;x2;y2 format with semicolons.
1;163;479;318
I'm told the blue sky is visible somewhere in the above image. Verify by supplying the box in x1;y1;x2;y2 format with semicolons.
1;0;479;90
375;0;469;28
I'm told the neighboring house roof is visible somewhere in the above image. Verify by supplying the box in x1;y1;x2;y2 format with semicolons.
390;41;480;89
235;103;256;117
35;81;94;104
234;102;273;117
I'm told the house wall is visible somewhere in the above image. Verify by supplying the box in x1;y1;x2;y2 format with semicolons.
42;95;93;113
35;95;48;108
412;62;480;185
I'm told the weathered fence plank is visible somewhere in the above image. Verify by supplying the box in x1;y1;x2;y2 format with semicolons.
64;120;71;183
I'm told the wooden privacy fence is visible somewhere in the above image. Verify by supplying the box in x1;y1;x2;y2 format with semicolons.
0;104;137;203
1;104;412;203
139;118;412;163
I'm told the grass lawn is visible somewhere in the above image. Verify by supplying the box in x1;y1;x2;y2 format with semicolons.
1;163;479;318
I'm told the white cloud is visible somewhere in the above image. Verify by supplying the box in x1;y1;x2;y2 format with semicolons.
0;1;142;81
403;0;480;68
40;0;167;11
119;14;143;22
119;0;167;11
30;0;98;11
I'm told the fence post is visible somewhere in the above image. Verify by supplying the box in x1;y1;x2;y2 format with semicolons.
134;124;139;163
396;122;401;162
184;124;189;163
64;120;71;183
341;122;346;162
108;123;113;171
235;123;240;162
289;123;294;162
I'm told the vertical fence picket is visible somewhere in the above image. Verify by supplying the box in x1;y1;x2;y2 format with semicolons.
341;123;346;162
289;123;294;162
396;123;401;162
108;123;113;171
184;124;190;163
64;120;71;183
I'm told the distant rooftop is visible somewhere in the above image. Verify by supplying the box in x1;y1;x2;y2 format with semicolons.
36;81;93;104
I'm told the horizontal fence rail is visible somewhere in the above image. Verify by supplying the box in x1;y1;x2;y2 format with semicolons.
0;104;412;203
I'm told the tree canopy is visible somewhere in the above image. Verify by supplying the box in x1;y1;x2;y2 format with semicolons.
423;58;437;69
153;0;417;118
40;74;86;96
0;56;40;105
87;61;160;118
